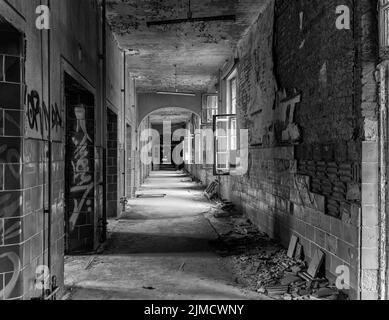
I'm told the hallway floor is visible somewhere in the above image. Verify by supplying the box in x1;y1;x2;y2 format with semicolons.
64;171;266;300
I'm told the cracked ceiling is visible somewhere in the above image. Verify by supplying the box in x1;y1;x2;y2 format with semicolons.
106;0;268;93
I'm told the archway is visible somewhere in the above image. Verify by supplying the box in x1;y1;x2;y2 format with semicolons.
137;93;202;127
138;107;201;172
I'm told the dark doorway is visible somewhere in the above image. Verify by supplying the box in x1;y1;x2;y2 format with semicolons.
106;108;118;218
64;73;95;254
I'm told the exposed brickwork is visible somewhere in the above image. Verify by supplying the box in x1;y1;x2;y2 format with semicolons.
187;0;375;299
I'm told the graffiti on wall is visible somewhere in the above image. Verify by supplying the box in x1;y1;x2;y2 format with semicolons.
26;90;63;137
68;105;94;231
27;90;49;136
0;252;21;299
52;103;62;132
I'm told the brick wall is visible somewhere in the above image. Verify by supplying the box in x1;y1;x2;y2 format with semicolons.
188;0;367;298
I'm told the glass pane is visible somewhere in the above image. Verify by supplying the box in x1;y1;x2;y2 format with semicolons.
0;82;21;109
229;150;237;168
5;56;20;83
230;136;237;150
217;153;228;169
0;32;20;56
214;114;237;176
217;137;228;152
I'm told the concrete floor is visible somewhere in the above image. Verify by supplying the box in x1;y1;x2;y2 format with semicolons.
64;170;266;300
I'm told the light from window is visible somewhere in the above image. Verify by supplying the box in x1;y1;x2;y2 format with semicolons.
202;94;218;124
214;115;238;175
230;77;237;114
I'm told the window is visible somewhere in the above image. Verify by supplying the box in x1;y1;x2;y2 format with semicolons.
213;114;237;175
226;69;237;114
202;94;218;123
213;68;238;176
380;0;389;47
229;77;237;114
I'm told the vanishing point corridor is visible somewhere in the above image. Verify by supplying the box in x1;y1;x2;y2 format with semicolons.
65;170;263;300
1;0;389;304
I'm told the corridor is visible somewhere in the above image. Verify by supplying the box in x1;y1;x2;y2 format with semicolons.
0;0;386;302
64;171;264;300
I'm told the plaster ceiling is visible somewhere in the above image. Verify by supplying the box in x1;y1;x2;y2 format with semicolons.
106;0;268;93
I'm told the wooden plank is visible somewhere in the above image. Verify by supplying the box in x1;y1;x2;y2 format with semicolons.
307;249;325;278
287;235;299;258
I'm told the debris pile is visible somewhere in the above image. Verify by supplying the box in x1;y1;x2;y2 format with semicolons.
213;216;349;301
210;200;242;219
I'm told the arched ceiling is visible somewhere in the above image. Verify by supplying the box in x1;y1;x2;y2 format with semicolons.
106;0;268;93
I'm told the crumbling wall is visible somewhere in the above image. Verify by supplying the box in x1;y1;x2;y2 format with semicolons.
189;0;364;298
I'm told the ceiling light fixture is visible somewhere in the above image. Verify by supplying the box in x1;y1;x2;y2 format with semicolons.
156;91;196;97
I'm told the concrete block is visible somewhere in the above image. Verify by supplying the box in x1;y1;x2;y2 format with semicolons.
337;239;352;263
361;226;379;248
330;216;343;238
306;224;315;241
362;162;378;184
361;183;378;205
343;223;359;245
361;269;379;292
362;141;378;163
325;233;338;255
361;290;379;300
314;228;326;248
362;205;378;227
361;248;379;269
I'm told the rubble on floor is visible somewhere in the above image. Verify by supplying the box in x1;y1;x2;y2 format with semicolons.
209;210;349;301
210;199;242;218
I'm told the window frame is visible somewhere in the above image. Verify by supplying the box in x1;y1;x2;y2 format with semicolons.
380;0;389;48
226;68;238;115
201;93;219;124
213;114;238;176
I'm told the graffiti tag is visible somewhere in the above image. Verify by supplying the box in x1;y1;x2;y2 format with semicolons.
0;252;21;299
69;105;94;231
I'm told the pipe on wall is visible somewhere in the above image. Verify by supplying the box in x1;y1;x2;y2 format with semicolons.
101;0;108;242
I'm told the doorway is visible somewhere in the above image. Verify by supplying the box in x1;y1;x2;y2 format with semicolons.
64;73;95;254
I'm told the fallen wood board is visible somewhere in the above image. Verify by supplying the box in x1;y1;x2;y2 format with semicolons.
287;235;299;258
294;243;303;260
307;249;325;278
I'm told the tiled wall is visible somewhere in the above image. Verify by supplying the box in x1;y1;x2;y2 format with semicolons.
0;25;25;300
107;108;118;218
